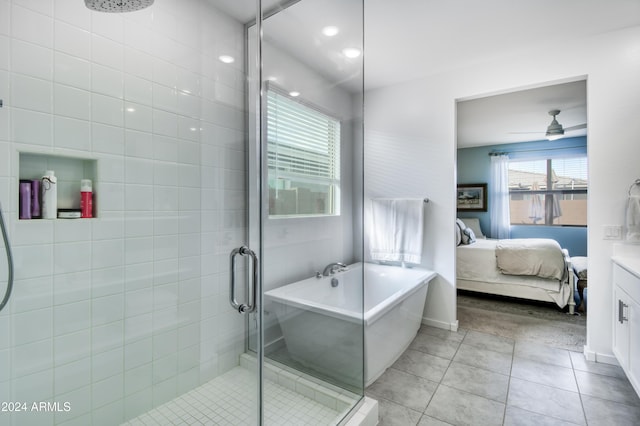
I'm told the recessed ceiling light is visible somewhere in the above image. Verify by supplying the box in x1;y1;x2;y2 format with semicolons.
126;107;136;112
322;26;339;37
267;76;278;82
219;55;234;64
342;47;362;59
289;91;300;97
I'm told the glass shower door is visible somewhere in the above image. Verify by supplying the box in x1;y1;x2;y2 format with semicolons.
250;0;366;423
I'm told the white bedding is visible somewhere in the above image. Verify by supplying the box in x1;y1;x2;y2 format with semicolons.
496;238;566;281
457;238;570;307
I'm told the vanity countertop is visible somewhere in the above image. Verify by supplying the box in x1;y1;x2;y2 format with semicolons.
612;256;640;278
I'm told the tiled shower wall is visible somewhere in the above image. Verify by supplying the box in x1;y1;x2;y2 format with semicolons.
0;0;247;424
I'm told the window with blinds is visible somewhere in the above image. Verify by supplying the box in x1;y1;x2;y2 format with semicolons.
508;156;587;226
266;88;341;217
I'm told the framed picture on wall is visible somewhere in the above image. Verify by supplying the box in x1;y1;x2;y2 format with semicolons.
457;183;487;212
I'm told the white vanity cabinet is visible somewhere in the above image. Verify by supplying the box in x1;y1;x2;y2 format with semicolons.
612;258;640;396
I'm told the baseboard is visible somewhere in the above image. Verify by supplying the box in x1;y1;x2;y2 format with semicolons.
422;317;459;332
583;345;620;366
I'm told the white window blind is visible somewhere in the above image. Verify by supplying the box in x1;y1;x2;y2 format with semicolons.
266;88;341;216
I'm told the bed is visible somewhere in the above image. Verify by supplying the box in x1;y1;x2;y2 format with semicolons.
456;218;575;315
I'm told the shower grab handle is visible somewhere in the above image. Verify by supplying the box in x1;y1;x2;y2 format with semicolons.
229;246;258;314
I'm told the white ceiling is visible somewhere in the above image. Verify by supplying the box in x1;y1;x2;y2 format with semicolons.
211;0;640;146
457;80;587;148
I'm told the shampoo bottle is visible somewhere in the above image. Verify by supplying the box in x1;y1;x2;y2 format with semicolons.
41;170;57;219
80;179;92;218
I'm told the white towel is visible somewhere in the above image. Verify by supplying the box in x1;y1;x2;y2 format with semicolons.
626;195;640;242
370;199;424;264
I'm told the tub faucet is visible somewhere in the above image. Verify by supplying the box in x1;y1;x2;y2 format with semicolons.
322;262;347;276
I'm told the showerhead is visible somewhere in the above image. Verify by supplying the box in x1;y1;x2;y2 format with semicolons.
85;0;154;13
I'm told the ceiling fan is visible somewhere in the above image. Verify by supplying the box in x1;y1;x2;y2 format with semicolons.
511;109;587;141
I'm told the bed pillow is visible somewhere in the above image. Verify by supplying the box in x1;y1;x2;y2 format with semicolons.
462;227;477;244
461;218;485;239
456;222;462;245
456;218;476;245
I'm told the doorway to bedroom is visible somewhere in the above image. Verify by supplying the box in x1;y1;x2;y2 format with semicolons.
454;79;588;350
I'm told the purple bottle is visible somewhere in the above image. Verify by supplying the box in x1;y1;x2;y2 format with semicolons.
19;180;31;219
31;179;41;218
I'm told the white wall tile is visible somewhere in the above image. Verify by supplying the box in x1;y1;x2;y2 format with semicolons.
123;20;152;54
125;158;154;185
124;103;152;132
153;136;178;162
54;329;90;366
177;92;200;120
54;52;91;90
96;182;125;212
124;74;152;105
54;301;90;336
55;21;91;60
93;217;124;240
124;129;152;158
54;357;91;396
124;212;153;238
124;47;153;80
92;12;124;43
12;368;53;402
92;294;124;327
125;288;153;319
152;82;177;113
154;235;178;260
92;239;125;270
92;373;123;409
152;109;177;137
124;338;151;371
11;108;52;147
11;39;52;80
124;312;152;342
92;266;125;298
125;184;154;211
92;93;123;127
152;58;176;88
13;0;52;16
124;262;153;291
92;63;124;99
54;0;91;30
53;215;92;242
12;308;52;346
92;35;124;71
0;1;8;37
12;5;53;48
125;237;154;264
54;84;92;120
53;271;91;305
0;36;8;70
13;243;52;280
54;242;91;274
154;186;179;211
93;347;124;382
54;116;92;152
12;339;53;377
12;73;52;113
10;276;53;314
92;123;124;155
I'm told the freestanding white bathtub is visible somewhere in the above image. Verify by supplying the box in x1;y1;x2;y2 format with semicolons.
264;262;437;387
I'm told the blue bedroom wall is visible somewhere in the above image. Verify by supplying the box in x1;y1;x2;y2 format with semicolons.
457;136;588;256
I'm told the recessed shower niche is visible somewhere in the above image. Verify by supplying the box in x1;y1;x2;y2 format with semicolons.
18;152;98;220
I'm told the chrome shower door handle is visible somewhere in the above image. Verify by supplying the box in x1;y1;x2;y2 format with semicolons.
229;246;258;314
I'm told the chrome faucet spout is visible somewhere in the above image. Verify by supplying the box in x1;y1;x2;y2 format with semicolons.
322;262;347;276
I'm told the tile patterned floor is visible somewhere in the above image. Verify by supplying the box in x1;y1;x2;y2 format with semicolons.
366;325;640;426
122;366;344;426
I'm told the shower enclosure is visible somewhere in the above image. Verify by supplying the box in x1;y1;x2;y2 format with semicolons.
0;0;365;424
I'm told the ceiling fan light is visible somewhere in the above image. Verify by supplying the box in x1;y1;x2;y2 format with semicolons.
545;110;564;140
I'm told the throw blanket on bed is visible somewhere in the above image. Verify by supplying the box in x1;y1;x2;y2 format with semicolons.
495;238;566;280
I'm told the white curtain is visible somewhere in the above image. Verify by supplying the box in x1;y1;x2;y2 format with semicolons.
490;154;511;239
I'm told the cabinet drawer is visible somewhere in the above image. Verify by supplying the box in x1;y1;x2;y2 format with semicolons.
614;264;640;303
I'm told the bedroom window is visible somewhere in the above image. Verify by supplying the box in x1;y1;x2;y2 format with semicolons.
266;87;341;217
508;157;587;226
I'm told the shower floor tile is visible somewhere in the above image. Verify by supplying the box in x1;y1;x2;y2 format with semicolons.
122;366;344;425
